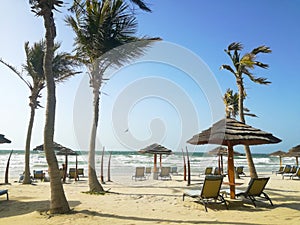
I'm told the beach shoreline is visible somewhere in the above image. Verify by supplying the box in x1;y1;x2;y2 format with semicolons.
1;172;300;225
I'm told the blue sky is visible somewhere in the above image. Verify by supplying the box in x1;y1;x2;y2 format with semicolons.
0;0;299;153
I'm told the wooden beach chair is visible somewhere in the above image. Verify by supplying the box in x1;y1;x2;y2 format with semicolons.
0;190;9;201
33;170;45;181
236;166;246;176
235;177;273;207
68;168;79;179
170;166;178;175
272;166;284;175
132;167;146;181
183;175;227;212
199;167;213;176
158;167;172;180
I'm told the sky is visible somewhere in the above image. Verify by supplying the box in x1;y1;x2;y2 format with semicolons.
0;0;299;154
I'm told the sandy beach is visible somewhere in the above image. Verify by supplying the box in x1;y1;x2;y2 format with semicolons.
0;172;299;225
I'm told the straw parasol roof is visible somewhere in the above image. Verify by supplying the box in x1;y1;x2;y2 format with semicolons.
139;143;172;155
286;145;300;166
0;134;11;144
187;118;281;199
187;118;281;146
269;150;286;167
33;142;66;151
208;146;244;156
138;143;172;173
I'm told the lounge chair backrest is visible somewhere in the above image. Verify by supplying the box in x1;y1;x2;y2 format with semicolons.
201;175;223;198
171;166;177;174
204;167;213;175
278;166;284;172
214;167;220;175
295;167;300;176
135;167;145;177
236;166;244;174
145;167;151;174
290;166;297;173
283;165;291;173
160;167;171;176
246;177;270;196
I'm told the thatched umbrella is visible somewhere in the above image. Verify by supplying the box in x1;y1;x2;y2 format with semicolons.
0;134;11;144
208;146;244;174
286;145;300;166
187;118;281;199
269;150;286;167
56;147;79;181
33;142;78;181
138;143;172;173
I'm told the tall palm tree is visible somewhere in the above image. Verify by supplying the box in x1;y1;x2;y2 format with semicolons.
29;0;70;213
221;42;272;178
66;0;159;192
1;40;79;184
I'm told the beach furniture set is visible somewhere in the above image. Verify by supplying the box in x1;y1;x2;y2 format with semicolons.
280;165;300;179
132;166;175;181
183;175;273;211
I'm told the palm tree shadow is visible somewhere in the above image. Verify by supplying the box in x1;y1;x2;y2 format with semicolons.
75;209;255;225
0;200;81;219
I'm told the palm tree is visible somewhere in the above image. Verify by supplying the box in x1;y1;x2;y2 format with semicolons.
29;0;70;213
221;42;272;178
1;40;79;184
66;0;159;192
223;88;239;119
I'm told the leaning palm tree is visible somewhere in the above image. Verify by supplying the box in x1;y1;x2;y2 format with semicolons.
66;0;160;192
29;0;70;213
221;42;272;178
1;40;79;184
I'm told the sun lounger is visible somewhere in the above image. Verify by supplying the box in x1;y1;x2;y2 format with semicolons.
33;170;45;181
158;167;172;180
0;190;8;200
132;167;146;181
281;165;296;179
236;166;246;176
145;167;151;175
235;177;273;207
282;167;300;180
183;175;228;212
272;166;284;175
170;166;178;175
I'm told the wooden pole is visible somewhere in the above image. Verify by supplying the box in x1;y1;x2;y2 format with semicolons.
4;150;13;184
181;148;186;181
100;146;105;183
75;155;78;181
186;147;191;186
107;152;112;182
154;154;157;172
227;143;235;199
159;154;162;168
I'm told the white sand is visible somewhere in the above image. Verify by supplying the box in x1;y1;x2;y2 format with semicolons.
0;173;300;225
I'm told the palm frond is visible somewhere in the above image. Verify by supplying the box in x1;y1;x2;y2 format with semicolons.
251;45;272;55
228;42;243;51
254;61;269;69
130;0;152;12
220;64;236;75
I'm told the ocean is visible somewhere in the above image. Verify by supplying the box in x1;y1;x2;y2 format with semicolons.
0;149;296;183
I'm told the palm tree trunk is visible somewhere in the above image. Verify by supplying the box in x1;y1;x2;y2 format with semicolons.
23;105;36;184
237;78;258;178
88;84;104;192
42;8;70;214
